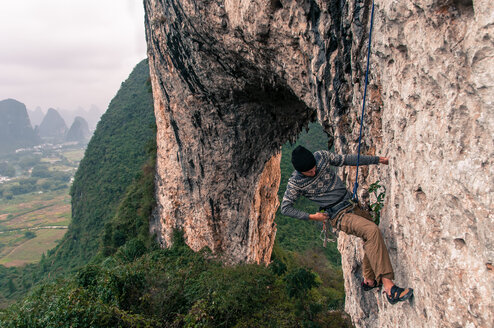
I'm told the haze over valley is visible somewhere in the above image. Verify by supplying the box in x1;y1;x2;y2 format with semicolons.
0;97;93;268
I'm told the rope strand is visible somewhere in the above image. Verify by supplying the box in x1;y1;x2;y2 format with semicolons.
352;0;376;201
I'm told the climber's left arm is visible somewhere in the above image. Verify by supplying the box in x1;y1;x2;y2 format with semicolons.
318;150;388;166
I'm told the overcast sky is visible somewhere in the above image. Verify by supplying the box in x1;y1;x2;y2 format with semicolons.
0;0;147;112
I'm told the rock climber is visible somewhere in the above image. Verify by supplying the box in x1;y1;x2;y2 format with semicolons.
281;145;413;304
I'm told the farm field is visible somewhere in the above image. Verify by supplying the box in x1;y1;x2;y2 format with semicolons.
0;228;67;267
0;144;87;267
62;148;86;162
0;188;70;267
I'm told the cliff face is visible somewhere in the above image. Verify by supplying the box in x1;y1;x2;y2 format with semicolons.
338;1;494;327
144;0;360;263
144;0;493;326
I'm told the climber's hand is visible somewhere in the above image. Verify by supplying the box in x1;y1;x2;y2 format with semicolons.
309;212;329;222
379;157;389;165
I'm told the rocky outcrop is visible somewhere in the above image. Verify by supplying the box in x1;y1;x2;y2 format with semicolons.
145;0;493;326
65;116;90;142
38;108;67;142
145;0;319;264
0;98;40;153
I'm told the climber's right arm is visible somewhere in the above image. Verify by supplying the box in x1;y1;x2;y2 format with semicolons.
280;183;311;220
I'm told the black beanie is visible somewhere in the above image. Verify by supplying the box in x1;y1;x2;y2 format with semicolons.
291;146;316;172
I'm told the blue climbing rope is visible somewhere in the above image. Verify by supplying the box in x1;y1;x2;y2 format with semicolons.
352;0;376;201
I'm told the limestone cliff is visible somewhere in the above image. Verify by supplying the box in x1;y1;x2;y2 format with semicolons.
338;1;494;327
0;98;41;153
38;108;68;142
144;0;493;326
65;116;90;142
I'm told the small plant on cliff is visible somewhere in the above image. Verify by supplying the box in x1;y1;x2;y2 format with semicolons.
368;181;386;225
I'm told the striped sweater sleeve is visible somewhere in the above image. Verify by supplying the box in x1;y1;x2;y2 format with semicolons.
321;151;379;166
280;182;310;220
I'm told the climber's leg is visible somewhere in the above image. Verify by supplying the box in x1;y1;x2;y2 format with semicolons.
338;213;394;283
338;212;413;302
362;253;376;282
361;254;382;291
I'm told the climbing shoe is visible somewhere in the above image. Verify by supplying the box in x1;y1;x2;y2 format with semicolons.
386;285;413;304
361;279;381;291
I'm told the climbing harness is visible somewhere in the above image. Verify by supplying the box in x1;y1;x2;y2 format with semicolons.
352;0;376;201
319;202;355;246
320;201;374;246
319;193;350;245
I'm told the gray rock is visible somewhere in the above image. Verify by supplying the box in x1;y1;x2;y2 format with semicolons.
145;0;493;326
38;108;67;142
338;1;494;327
0;98;41;153
65;116;90;142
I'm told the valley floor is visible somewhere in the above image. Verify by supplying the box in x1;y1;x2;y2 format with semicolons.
0;189;70;267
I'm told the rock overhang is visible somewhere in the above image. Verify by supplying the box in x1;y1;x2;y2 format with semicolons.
145;0;494;326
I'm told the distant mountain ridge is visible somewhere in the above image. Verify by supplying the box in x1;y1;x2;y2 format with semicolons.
38;108;67;142
28;107;45;127
0;99;40;154
65;116;90;142
57;105;103;131
29;105;103;134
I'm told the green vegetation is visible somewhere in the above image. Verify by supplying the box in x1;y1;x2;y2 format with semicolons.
0;189;70;268
62;59;156;271
0;117;350;326
0;146;80;200
0;162;15;177
30;165;49;178
0;231;351;328
23;231;36;239
18;155;41;170
0;59;156;306
0;60;350;326
0;229;67;267
102;152;156;257
368;181;386;225
62;149;85;162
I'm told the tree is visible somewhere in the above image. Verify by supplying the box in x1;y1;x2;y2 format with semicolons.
0;162;15;177
31;165;50;178
7;279;16;295
24;231;36;239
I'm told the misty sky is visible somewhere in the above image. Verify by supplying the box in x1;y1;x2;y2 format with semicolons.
0;0;147;112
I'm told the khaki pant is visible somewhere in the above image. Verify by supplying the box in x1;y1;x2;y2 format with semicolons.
331;210;394;283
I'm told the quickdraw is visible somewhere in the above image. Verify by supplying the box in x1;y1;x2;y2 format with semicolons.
320;220;336;247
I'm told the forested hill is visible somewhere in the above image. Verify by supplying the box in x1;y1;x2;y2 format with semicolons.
57;59;156;270
0;59;156;304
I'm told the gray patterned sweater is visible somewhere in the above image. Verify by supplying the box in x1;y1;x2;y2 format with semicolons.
280;151;380;220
